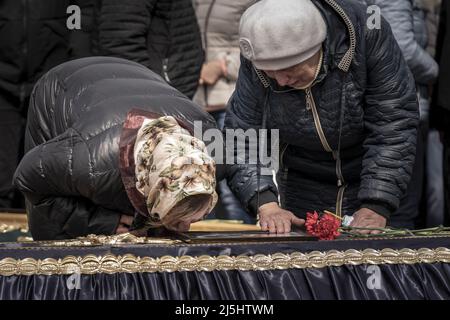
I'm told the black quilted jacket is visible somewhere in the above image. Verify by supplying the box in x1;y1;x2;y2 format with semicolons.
225;0;419;220
98;0;204;99
13;57;217;240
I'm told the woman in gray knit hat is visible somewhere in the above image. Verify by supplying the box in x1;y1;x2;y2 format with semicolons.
225;0;419;234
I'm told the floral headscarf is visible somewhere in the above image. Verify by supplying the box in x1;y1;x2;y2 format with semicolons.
134;116;218;221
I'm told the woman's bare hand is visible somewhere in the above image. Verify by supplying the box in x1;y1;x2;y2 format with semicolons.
350;208;387;234
115;215;134;234
258;202;305;234
199;59;227;85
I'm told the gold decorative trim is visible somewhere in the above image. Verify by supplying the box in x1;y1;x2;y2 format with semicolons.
1;247;450;276
35;233;183;247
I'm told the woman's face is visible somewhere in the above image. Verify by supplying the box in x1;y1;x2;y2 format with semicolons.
163;207;209;232
263;49;322;88
162;199;210;232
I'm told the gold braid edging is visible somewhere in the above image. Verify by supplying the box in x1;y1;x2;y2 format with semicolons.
1;247;450;276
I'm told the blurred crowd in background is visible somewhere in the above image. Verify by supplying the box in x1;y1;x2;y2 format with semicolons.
0;0;449;229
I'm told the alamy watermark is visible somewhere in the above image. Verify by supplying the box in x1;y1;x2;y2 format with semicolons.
66;266;81;290
194;122;280;176
367;5;381;30
366;265;382;290
64;4;383;31
66;5;81;30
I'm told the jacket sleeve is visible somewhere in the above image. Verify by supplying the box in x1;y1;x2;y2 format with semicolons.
358;16;420;217
374;0;438;84
224;57;279;215
98;0;156;68
13;129;121;240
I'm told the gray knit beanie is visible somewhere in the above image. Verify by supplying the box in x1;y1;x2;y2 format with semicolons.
239;0;327;70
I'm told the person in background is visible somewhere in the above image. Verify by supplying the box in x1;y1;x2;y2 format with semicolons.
423;0;442;57
0;0;72;210
192;0;256;223
431;0;450;226
360;0;439;228
422;0;445;227
97;0;204;99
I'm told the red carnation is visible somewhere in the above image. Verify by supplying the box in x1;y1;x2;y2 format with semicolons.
305;211;320;234
305;211;341;240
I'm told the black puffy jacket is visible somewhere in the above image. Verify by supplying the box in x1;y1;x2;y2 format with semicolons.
0;0;71;108
225;0;419;220
98;0;204;99
13;57;217;240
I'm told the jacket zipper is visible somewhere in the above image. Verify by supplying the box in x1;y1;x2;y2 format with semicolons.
280;143;289;169
305;87;346;217
334;150;346;216
305;87;333;153
301;0;355;216
324;0;356;72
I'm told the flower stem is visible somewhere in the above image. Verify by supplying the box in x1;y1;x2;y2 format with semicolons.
324;210;343;221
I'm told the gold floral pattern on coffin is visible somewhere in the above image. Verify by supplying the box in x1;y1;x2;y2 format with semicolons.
33;233;183;247
1;247;450;276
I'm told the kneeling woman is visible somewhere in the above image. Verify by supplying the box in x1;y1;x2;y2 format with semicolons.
14;57;220;240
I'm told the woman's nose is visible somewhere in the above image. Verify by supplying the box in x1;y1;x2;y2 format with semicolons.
274;72;291;87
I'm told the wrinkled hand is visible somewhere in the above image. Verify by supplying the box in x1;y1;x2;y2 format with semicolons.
199;59;227;85
115;215;134;234
350;208;387;234
258;202;305;234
